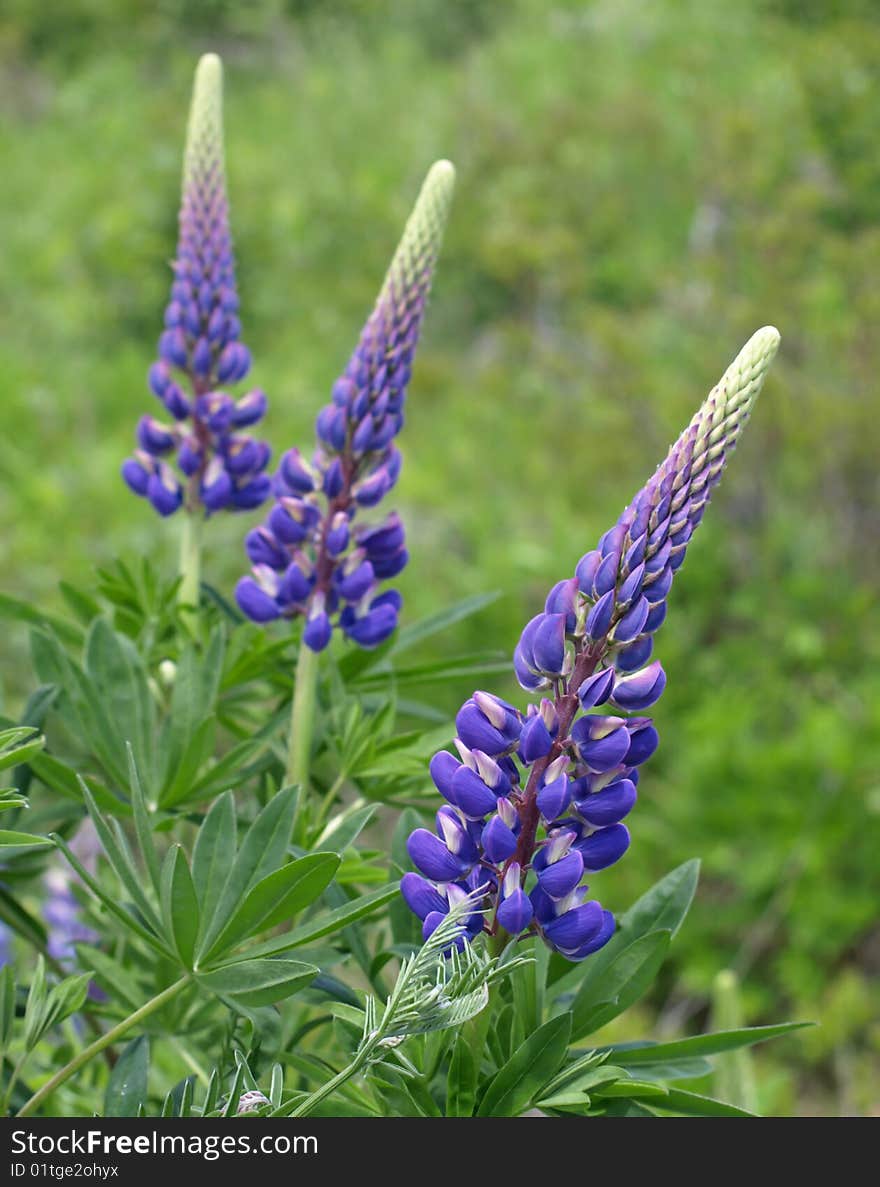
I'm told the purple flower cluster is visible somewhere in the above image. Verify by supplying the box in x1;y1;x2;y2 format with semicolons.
235;161;455;651
122;55;271;519
402;327;780;960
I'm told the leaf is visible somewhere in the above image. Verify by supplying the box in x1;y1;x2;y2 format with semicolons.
571;930;671;1040
52;833;170;957
0;727;44;772
600;1022;813;1066
23;957;48;1050
196;787;299;957
316;803;377;853
618;859;700;940
0;965;15;1049
0;830;52;850
182;714;286;804
650;1087;757;1118
221;1062;247;1117
199;853;340;964
0;886;47;950
238;884;399;959
388;807;422;947
104;1036;149;1117
446;1035;478;1117
196;959;317;1007
592;1078;669;1100
40;974;91;1035
390;592;501;657
160;845;200;969
84;618;157;794
0;593;83;646
158;718;217;808
81;787;162;934
127;746;161;895
75;946;148;1013
27;752;115;808
351;653;510;691
158;630;224;798
191;792;236;926
477;1014;571;1117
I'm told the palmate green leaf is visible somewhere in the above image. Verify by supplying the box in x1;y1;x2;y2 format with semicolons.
84;618;157;795
30;630;129;789
600;1022;813;1067
196;959;317;1008
570;930;672;1040
104;1036;149;1117
235;884;399;960
476;1014;571;1117
157;719;217;809
158;628;224;798
160;845;200;969
198;853;340;965
172;710;287;806
195;787;301;958
52;833;171;957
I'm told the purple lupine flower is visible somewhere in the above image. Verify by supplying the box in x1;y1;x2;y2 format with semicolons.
122;54;270;519
401;327;780;961
235;161;456;650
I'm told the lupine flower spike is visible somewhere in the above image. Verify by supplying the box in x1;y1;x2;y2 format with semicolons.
236;161;456;652
121;55;270;600
403;327;780;960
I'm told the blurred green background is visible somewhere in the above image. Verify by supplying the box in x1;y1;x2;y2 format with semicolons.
0;0;878;1114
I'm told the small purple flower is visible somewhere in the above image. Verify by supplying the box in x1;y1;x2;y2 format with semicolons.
236;162;455;651
400;328;779;962
123;55;271;523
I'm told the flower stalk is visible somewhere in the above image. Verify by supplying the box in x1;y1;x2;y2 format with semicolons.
286;640;321;828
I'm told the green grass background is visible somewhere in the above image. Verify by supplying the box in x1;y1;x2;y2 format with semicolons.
0;0;878;1113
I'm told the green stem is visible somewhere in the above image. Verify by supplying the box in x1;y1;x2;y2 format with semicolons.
17;975;190;1117
178;511;203;612
286;643;320;824
286;1048;370;1119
